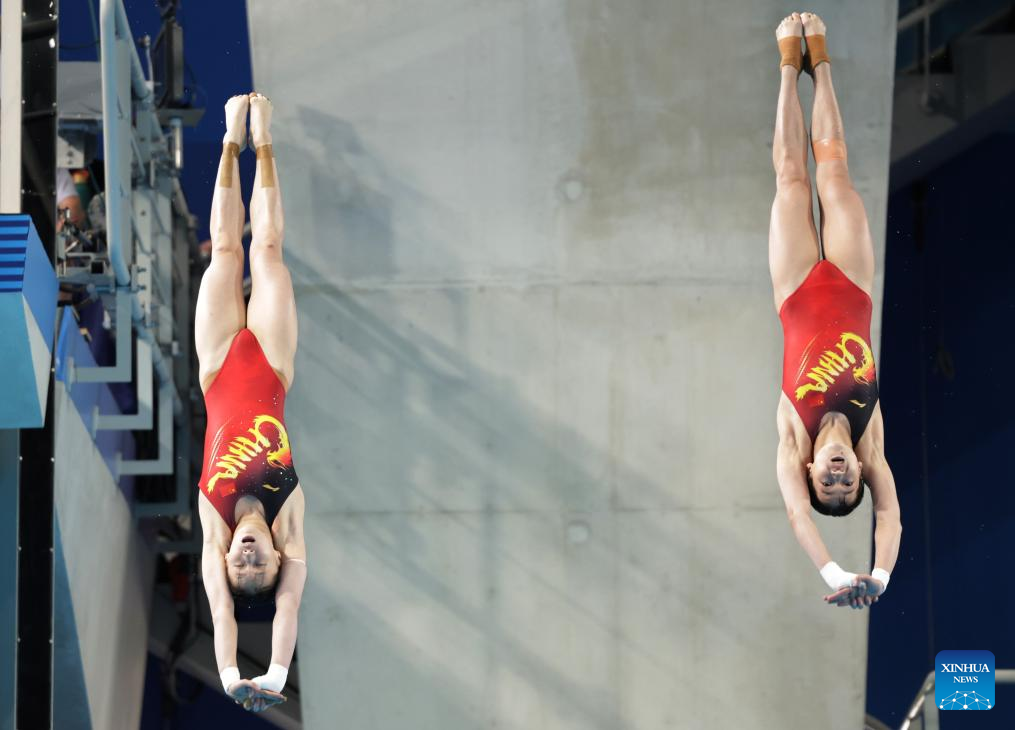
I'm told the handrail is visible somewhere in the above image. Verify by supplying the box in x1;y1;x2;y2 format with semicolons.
900;668;1014;729
899;671;935;730
897;0;959;34
112;0;151;104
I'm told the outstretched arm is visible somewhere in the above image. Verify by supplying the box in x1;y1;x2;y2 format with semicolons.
861;406;902;585
270;557;308;669
253;488;307;696
776;402;836;571
869;458;901;574
201;536;239;674
198;495;262;705
777;438;833;570
199;497;239;673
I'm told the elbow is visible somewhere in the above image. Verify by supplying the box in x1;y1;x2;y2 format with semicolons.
210;605;235;628
876;508;902;530
787;507;810;529
275;593;302;616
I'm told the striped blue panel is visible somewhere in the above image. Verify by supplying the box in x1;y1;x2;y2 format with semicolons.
18;216;57;348
0;216;30;294
0;215;56;428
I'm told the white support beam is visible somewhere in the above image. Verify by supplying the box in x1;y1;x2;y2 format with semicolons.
0;0;23;213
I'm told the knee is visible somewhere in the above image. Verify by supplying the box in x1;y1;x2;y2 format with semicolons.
774;159;811;194
250;218;283;250
210;235;242;258
816;169;857;206
248;238;283;268
774;174;811;204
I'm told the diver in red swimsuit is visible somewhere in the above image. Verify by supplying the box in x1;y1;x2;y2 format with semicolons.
197;93;305;713
771;13;901;609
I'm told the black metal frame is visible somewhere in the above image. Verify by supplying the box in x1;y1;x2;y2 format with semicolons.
16;0;58;727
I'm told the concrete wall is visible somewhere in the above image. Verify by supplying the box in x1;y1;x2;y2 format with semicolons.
53;383;153;730
247;2;896;727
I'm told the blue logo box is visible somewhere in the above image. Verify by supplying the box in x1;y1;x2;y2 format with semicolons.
935;650;995;710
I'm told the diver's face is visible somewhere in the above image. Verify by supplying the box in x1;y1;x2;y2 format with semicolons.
809;442;862;504
226;526;280;593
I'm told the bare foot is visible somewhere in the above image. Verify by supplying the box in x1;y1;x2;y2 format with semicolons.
776;12;803;42
801;12;826;37
223;94;249;148
249;92;273;148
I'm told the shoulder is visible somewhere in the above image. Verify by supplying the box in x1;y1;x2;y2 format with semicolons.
272;485;305;544
276;484;305;520
198;491;232;548
856;403;886;466
776;393;809;457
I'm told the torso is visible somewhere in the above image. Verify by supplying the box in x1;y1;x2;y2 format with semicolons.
779;260;879;450
778;394;880;460
198;329;301;542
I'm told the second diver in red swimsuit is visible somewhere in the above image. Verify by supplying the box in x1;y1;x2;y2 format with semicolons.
770;13;901;609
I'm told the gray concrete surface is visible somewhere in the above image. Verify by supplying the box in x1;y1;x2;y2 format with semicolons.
247;2;896;727
53;384;153;730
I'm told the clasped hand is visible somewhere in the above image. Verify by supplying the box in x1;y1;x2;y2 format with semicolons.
823;574;884;609
226;678;287;713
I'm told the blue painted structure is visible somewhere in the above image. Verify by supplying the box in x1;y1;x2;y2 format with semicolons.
54;309;136;500
0;216;57;428
866;133;1015;726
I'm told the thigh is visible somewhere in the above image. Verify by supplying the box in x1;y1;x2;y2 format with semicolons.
195;250;246;390
246;253;298;390
769;181;821;310
816;164;875;294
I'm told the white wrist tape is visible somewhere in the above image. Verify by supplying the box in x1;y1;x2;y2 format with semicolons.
220;666;240;693
253;663;289;693
871;568;891;593
820;561;857;590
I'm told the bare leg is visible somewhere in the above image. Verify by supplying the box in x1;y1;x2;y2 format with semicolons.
246;93;298;390
196;95;249;392
804;12;875;295
769;13;820;311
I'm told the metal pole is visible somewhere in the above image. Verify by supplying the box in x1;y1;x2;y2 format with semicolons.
15;0;57;726
0;431;19;730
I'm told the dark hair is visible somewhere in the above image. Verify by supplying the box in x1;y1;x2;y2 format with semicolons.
232;584;277;621
808;475;866;517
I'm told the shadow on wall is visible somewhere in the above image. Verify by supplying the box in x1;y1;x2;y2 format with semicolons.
268;114;782;725
285;270;787;726
285;106;400;282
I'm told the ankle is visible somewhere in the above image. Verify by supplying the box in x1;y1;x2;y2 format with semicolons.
778;36;803;72
813;63;832;82
805;34;830;70
222;128;245;147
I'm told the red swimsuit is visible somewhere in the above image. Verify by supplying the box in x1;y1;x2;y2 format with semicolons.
199;329;299;529
780;260;879;445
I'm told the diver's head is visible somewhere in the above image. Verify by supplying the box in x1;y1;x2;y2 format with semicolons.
807;441;864;517
226;516;281;594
